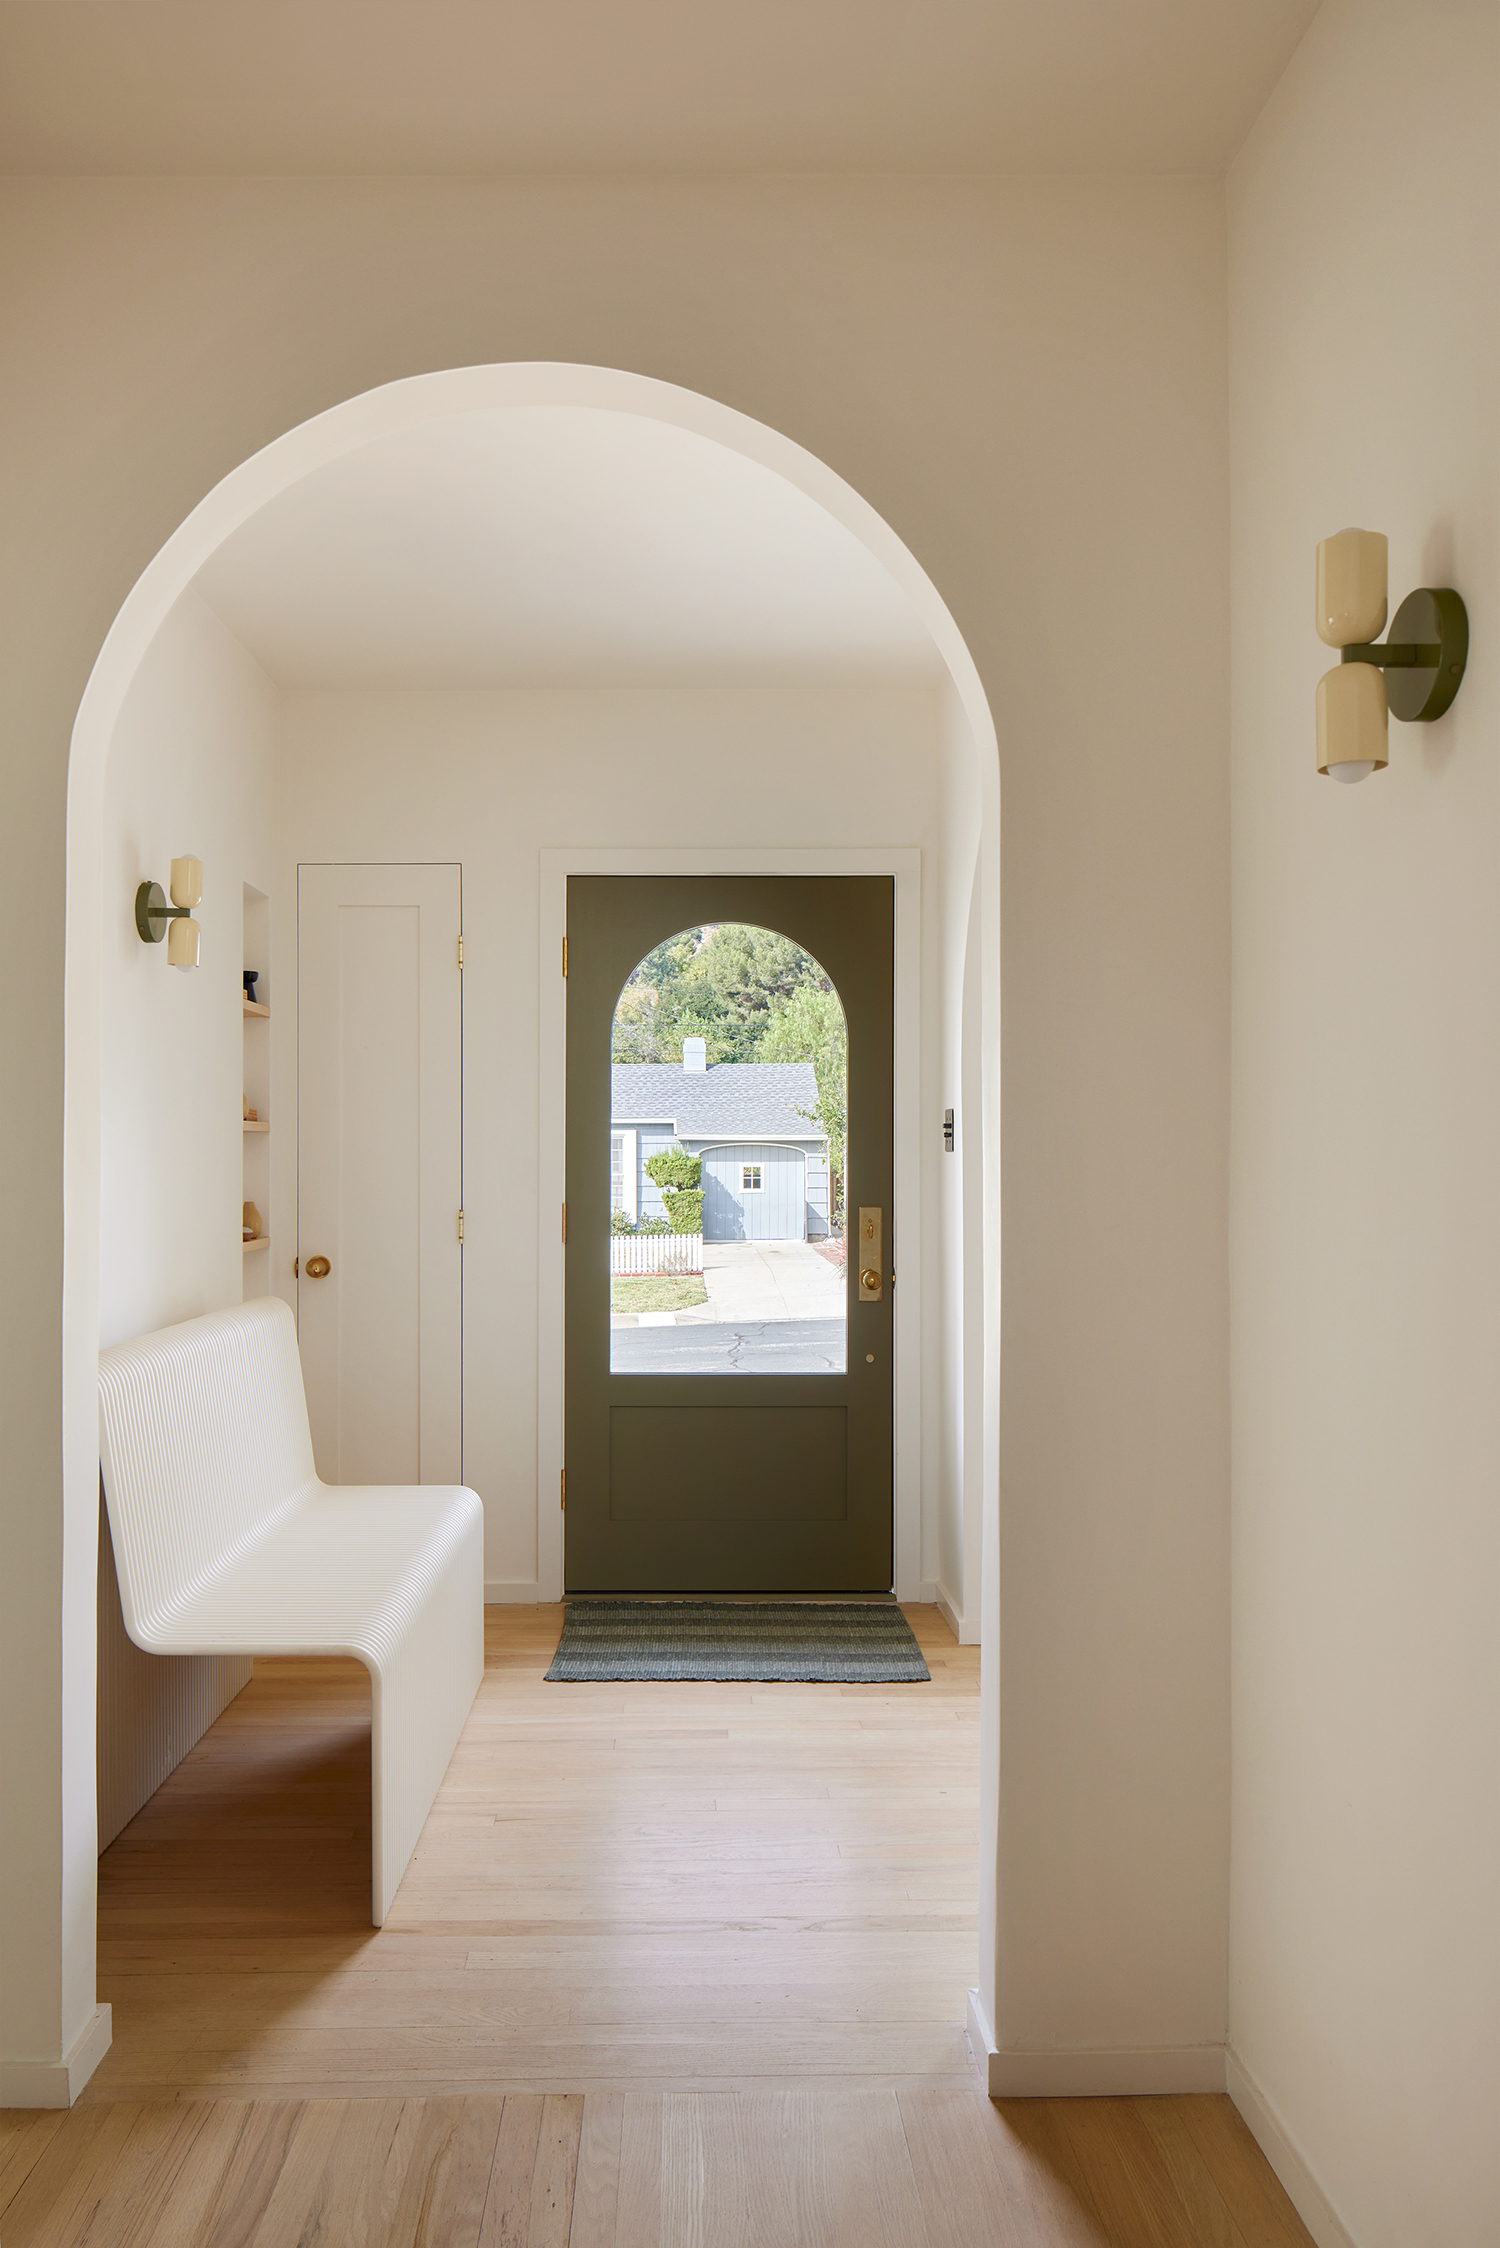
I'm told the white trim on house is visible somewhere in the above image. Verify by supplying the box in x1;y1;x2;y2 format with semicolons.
539;844;922;1605
610;1125;639;1220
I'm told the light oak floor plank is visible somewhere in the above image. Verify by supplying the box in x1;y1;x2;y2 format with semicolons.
0;1607;1318;2248
0;2087;1317;2245
477;2093;544;2248
566;2090;622;2248
1176;2095;1316;2248
613;2093;664;2248
0;2110;68;2222
385;2095;504;2248
88;1606;981;2102
527;2094;583;2248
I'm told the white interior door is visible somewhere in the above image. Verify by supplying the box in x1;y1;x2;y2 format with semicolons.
298;864;462;1486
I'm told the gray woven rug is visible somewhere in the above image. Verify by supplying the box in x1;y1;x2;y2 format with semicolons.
545;1600;930;1683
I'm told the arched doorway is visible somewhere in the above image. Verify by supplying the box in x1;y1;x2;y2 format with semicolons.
62;360;1002;2077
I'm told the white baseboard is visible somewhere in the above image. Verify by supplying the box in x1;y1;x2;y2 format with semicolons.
0;2002;112;2109
965;1995;1226;2097
933;1580;978;1644
1227;2049;1357;2248
965;1986;997;2077
484;1581;542;1604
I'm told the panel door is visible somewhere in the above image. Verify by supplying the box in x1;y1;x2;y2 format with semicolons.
565;875;893;1592
297;863;463;1486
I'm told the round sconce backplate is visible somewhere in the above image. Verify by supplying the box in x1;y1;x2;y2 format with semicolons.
1386;587;1469;723
134;880;167;943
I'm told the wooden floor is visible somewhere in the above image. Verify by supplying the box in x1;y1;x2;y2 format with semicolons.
0;1605;1315;2244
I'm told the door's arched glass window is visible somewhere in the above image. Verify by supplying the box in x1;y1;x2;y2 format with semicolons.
608;924;847;1374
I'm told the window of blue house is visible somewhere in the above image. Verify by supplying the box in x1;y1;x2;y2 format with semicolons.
741;1163;762;1192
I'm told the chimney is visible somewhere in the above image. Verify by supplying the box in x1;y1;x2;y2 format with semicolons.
682;1037;707;1073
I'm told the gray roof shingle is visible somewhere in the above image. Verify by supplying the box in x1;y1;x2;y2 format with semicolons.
611;1062;824;1142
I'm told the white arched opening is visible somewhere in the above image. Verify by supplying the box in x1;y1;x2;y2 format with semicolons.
62;362;1002;2086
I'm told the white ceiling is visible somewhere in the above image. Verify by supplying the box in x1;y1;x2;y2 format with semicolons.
0;0;1320;175
193;406;947;690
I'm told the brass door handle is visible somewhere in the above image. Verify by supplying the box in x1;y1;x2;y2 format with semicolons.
857;1208;884;1300
304;1255;332;1279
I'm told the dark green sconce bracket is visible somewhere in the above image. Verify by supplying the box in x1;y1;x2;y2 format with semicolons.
1338;586;1469;723
134;880;193;943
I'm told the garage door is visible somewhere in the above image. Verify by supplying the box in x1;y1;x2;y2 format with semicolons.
701;1143;806;1241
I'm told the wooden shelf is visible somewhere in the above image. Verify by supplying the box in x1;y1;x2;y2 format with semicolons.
242;1236;269;1254
243;1120;269;1133
243;1000;269;1018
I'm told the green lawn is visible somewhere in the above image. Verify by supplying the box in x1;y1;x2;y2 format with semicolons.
610;1274;708;1314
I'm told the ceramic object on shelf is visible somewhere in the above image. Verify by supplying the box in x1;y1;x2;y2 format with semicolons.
242;1201;263;1242
243;969;260;1004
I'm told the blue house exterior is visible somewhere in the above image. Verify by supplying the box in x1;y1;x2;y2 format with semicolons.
611;1043;831;1241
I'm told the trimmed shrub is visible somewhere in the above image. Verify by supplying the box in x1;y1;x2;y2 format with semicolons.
644;1147;701;1194
663;1188;704;1235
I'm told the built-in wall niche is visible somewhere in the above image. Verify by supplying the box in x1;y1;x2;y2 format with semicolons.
242;883;271;1296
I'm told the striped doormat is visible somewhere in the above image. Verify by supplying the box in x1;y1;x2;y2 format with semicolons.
544;1600;930;1684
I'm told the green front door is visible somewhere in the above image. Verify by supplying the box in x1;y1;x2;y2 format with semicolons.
564;876;894;1592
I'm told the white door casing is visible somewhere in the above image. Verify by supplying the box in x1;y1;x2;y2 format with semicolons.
298;863;462;1487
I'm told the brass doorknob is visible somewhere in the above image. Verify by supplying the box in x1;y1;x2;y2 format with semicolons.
860;1268;880;1292
304;1255;331;1279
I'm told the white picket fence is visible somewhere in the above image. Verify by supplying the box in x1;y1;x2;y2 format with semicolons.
610;1231;703;1276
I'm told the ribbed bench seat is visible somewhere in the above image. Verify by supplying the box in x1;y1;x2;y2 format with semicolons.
98;1296;483;1924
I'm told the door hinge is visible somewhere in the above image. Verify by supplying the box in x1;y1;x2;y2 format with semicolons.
562;934;568;978
560;1468;566;1512
561;1202;567;1244
457;935;464;970
457;1209;464;1243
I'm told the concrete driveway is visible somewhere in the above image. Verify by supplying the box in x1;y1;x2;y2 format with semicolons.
684;1240;846;1326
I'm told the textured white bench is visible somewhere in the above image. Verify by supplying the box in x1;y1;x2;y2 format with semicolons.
98;1295;483;1925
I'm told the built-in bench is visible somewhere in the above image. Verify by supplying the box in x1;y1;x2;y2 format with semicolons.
98;1295;483;1924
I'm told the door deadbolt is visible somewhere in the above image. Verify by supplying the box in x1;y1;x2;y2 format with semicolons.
304;1255;332;1279
857;1209;883;1301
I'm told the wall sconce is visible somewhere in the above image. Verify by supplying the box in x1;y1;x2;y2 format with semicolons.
135;857;203;970
1315;529;1468;781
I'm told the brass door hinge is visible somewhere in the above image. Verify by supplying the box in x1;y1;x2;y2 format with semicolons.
457;1209;464;1244
562;934;568;978
560;1468;566;1512
561;1201;567;1244
457;935;464;970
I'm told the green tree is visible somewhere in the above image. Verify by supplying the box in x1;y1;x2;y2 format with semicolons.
611;924;831;1064
757;982;848;1228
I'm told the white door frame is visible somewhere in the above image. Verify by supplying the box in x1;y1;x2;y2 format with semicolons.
537;845;921;1603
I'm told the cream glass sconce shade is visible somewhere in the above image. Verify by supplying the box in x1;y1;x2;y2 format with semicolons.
1317;529;1388;648
135;855;203;969
1314;530;1469;781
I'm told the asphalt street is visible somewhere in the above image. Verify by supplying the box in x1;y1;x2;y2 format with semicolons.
610;1318;847;1375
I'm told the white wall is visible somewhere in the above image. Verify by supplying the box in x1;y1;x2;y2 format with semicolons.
95;591;281;1849
273;683;950;1596
1227;1;1499;2240
100;592;280;1347
932;680;983;1637
2;173;1231;2094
